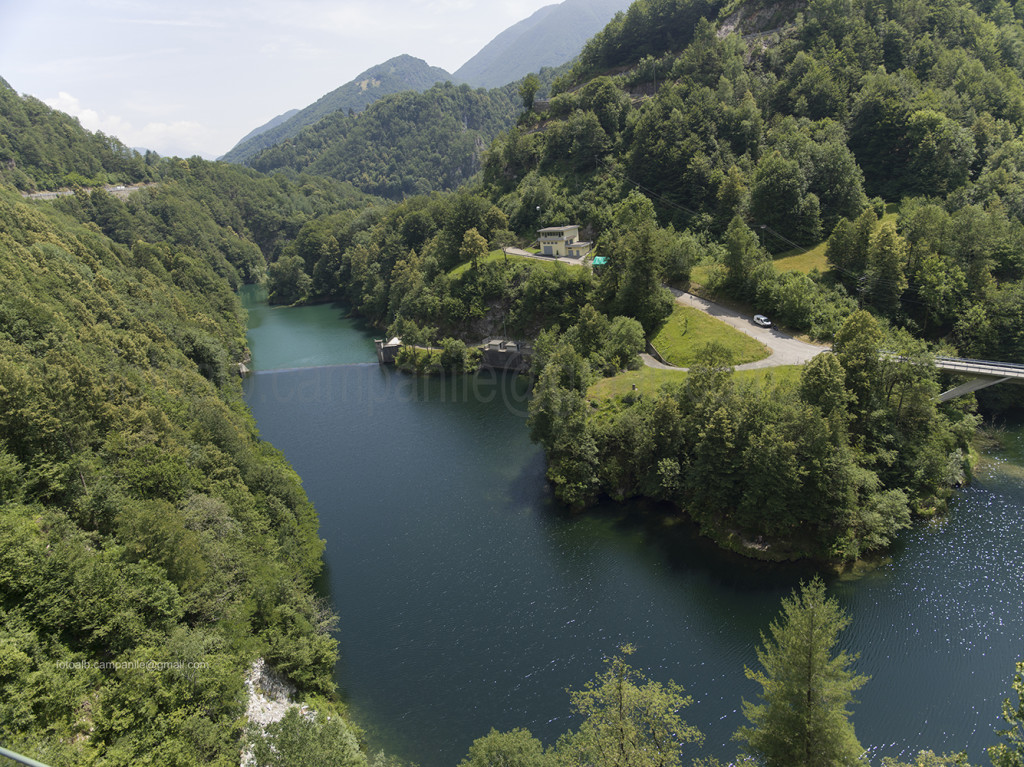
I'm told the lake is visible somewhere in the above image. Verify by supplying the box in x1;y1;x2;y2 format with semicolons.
241;288;1024;766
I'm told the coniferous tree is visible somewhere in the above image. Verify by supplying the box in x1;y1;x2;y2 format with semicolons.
865;221;909;316
735;578;868;767
990;661;1024;767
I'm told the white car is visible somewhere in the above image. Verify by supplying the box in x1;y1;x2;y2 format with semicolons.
753;314;772;328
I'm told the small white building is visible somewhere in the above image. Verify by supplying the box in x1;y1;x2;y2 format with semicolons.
538;225;593;258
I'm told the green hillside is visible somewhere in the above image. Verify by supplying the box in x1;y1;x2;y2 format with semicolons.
0;81;156;192
0;94;379;764
248;81;522;199
221;55;452;164
484;0;1024;353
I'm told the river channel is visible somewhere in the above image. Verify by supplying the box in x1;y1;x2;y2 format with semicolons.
240;287;1024;766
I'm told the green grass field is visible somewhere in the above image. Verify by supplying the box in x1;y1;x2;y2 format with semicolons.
587;364;804;400
771;203;898;273
773;241;829;273
448;249;564;278
650;304;769;368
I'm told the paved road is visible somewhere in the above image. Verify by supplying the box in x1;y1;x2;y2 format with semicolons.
646;290;830;371
22;183;152;201
491;255;830;372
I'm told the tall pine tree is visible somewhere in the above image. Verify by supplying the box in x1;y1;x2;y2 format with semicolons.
735;577;868;767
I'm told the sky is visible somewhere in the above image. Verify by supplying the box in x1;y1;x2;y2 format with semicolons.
0;0;563;159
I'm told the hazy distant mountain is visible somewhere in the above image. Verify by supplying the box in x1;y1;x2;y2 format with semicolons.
453;0;632;88
230;108;300;150
222;55;451;164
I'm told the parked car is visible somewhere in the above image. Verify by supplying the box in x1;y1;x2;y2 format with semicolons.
753;314;772;328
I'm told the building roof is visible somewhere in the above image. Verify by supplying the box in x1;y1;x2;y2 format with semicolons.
538;225;580;233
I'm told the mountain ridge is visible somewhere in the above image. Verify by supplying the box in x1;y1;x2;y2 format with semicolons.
454;0;633;88
231;108;301;150
221;54;452;164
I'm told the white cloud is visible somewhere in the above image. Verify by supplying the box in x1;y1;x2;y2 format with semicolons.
44;91;211;157
117;17;225;28
258;36;331;61
4;0;566;157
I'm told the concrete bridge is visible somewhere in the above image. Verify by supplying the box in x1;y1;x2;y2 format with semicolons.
932;356;1024;403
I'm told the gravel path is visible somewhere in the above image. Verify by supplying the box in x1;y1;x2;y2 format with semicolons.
503;247;587;266
646;290;830;371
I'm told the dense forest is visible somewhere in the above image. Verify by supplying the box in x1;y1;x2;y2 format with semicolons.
0;78;156;192
244;81;521;199
0;84;385;765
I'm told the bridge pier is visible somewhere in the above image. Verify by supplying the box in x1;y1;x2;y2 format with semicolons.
938;376;1012;403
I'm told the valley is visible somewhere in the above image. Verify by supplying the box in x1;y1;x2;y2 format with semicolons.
1;0;1023;765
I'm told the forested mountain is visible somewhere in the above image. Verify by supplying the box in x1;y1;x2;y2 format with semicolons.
0;92;380;764
247;80;522;199
482;0;1024;360
0;79;156;192
221;55;452;164
477;0;1024;554
453;0;633;88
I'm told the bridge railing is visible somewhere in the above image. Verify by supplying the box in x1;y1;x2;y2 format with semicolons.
932;356;1024;377
879;352;1024;378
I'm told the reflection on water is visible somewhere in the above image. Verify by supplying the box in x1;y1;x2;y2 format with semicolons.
245;360;1024;767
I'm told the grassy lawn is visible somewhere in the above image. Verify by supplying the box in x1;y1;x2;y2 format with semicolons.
650;304;769;368
448;249;562;278
771;203;898;274
689;261;713;289
773;240;828;273
588;364;803;400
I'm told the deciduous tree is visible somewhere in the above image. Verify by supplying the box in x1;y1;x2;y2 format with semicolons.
556;645;703;767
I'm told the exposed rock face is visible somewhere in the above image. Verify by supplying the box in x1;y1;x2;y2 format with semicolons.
717;0;805;40
242;658;312;766
244;658;298;728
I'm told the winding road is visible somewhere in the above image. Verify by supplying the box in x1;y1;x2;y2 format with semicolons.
497;251;830;372
643;291;830;371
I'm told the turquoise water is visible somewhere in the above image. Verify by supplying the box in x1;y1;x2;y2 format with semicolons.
239;284;376;370
242;294;1024;766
